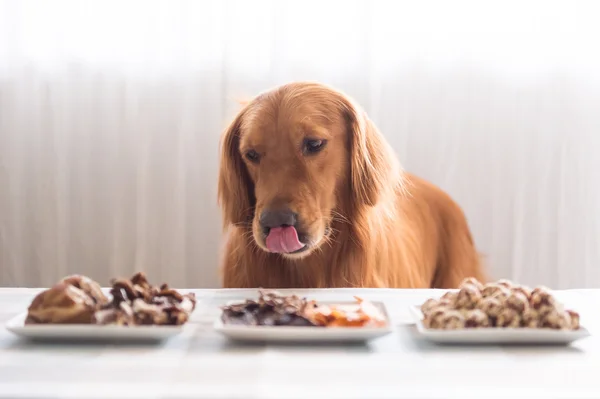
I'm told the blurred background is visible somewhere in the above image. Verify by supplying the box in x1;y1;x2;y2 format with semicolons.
0;0;599;288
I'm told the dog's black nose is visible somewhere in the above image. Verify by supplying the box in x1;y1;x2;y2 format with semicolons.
259;208;297;230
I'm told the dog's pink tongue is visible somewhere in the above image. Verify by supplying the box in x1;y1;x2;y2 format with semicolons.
266;226;305;253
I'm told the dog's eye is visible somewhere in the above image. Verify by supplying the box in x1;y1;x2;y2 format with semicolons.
303;139;327;155
245;150;261;163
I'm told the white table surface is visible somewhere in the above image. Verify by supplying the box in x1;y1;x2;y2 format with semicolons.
0;287;598;399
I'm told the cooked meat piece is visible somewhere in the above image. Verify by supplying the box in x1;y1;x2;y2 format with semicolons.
26;282;97;324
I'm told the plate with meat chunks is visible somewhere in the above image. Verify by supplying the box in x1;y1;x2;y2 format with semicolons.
6;272;196;342
214;289;392;342
410;278;590;345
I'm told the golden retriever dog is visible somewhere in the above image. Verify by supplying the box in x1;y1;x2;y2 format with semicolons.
217;82;486;288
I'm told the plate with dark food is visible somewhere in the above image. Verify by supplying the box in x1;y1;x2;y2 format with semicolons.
6;272;196;342
214;290;392;342
410;277;590;345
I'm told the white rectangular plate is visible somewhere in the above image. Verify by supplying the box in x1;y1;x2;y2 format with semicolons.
215;301;392;343
5;312;185;342
409;306;590;345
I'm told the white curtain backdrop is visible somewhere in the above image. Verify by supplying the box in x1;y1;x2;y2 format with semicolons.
1;0;599;288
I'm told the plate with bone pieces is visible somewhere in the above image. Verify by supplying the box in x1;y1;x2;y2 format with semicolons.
6;272;197;342
214;290;393;342
410;278;590;345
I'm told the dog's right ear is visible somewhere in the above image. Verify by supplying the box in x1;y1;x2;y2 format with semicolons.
217;109;255;230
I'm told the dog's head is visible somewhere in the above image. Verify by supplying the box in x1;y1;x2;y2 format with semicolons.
218;82;399;259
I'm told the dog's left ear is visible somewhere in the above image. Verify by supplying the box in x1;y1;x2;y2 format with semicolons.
341;97;400;207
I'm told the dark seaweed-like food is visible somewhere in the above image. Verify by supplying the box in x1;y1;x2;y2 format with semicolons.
221;289;319;327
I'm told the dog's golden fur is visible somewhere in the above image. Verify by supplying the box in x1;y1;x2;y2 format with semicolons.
218;82;486;288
